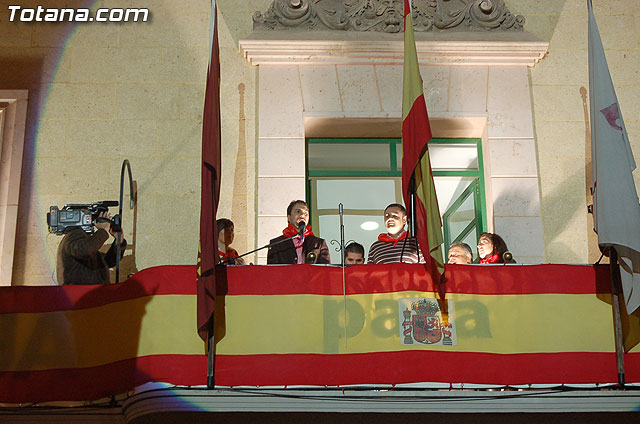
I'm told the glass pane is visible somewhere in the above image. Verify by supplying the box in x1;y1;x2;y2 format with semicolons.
445;191;475;244
433;177;474;215
316;179;396;210
309;143;391;171
460;230;479;262
430;144;478;170
397;143;478;170
318;214;385;264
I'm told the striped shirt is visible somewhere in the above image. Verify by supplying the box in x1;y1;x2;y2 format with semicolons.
367;236;426;264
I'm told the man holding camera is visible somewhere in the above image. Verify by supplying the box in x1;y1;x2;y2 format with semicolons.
56;211;127;285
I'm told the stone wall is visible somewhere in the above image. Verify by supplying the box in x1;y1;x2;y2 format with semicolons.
3;0;640;284
254;61;545;263
1;0;265;285
510;0;640;263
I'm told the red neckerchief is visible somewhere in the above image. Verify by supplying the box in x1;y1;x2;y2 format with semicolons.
282;223;314;238
377;231;407;247
480;254;500;264
218;248;238;262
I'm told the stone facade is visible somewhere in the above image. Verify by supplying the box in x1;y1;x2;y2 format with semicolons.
251;60;545;263
517;0;640;263
0;0;265;285
1;0;639;284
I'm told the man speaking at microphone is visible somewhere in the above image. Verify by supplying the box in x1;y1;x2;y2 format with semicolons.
267;200;330;265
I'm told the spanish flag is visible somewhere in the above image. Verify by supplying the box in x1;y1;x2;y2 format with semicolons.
401;0;444;284
2;264;640;403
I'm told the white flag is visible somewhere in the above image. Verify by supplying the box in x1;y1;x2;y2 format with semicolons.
588;0;640;314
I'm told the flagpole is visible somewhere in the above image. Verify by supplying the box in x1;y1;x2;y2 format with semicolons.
608;246;626;387
207;169;217;389
409;175;417;237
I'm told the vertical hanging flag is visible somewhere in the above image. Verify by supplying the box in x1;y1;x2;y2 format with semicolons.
197;0;222;341
401;0;444;285
588;0;640;321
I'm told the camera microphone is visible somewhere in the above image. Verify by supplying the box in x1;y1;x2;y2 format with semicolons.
97;200;119;208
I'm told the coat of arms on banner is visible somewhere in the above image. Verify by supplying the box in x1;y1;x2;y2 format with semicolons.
398;298;456;346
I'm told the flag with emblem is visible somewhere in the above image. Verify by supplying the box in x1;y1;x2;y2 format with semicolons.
401;0;444;286
588;0;640;318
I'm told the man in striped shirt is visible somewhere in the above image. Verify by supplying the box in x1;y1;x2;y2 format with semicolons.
367;203;425;264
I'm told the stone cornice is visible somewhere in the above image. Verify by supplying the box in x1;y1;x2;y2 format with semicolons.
253;0;525;33
239;31;548;66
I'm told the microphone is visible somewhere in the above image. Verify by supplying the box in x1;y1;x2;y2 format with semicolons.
502;251;513;263
306;251;317;263
98;201;119;207
298;221;306;240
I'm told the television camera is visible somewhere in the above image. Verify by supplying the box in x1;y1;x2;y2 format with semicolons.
47;201;120;235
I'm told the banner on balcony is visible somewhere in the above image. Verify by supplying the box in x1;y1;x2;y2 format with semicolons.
0;264;639;403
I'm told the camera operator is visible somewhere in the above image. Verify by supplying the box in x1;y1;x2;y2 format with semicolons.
56;211;127;285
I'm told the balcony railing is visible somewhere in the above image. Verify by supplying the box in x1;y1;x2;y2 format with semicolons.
1;263;638;404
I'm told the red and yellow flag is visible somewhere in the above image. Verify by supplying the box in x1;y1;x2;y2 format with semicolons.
401;0;444;284
2;264;638;403
197;2;222;341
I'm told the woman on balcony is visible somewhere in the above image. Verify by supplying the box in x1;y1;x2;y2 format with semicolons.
477;232;515;264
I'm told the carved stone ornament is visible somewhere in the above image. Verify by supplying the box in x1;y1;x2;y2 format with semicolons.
253;0;525;33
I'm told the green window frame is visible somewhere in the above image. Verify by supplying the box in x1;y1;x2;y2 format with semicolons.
307;138;487;258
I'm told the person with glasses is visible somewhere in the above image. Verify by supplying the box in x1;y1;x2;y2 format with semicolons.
477;232;514;264
267;200;330;265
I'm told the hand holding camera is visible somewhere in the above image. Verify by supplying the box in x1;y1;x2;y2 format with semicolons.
94;211;112;233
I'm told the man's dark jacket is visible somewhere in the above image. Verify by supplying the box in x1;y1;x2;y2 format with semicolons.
57;228;127;285
266;235;330;264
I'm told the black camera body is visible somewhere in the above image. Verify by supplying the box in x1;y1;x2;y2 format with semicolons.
47;201;119;235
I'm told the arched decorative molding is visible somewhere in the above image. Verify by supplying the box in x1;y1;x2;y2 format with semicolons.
253;0;525;33
242;1;546;67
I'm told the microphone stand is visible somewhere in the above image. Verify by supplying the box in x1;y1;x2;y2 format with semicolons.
221;234;298;265
115;160;134;283
339;203;347;347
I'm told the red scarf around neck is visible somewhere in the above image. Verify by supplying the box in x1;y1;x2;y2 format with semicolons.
283;223;314;238
218;247;239;263
378;231;407;247
480;253;500;264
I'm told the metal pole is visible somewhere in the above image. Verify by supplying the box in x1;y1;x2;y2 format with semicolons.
207;327;215;388
409;175;416;237
339;203;347;347
207;170;217;389
609;247;626;387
